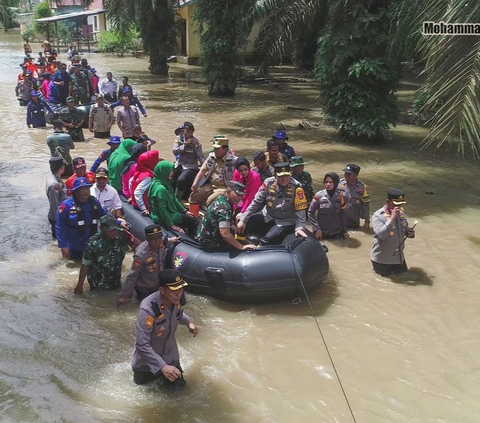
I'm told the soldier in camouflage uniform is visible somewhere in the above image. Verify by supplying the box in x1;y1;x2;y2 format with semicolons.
197;182;256;251
74;215;139;294
338;164;370;230
69;64;90;105
60;96;85;141
290;156;315;203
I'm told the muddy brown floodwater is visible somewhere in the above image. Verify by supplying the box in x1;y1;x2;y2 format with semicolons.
1;30;480;423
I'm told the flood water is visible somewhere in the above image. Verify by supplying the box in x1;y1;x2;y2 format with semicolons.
1;30;480;422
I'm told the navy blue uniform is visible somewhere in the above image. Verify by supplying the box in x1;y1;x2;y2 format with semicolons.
26;99;52;127
55;196;106;258
90;149;112;173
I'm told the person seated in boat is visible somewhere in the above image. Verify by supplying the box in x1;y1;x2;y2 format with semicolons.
232;157;262;222
308;172;348;240
148;161;198;237
65;157;96;195
265;139;288;167
90;136;122;173
251;150;274;182
237;163;309;246
73;215;140;295
120;143;147;199
188;135;237;217
26;90;52;128
117;224;179;306
290;156;315;203
90;167;123;217
197;182;256;251
130;150;160;216
172;121;205;201
108;138;137;192
273;130;295;160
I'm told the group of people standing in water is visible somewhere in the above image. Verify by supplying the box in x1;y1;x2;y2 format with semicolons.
19;43;417;390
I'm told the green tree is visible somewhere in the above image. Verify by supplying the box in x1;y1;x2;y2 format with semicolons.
33;1;52;39
194;0;256;96
103;0;177;74
316;1;400;142
0;0;19;29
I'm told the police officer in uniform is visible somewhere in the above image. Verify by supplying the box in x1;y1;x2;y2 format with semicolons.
46;156;67;238
131;269;198;389
88;93;114;139
197;182;256;251
55;177;106;260
237;163;309;245
117;225;179;305
338;164;370;230
371;189;415;276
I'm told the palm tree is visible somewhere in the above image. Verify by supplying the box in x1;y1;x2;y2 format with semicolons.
0;0;19;29
103;0;177;74
253;0;480;156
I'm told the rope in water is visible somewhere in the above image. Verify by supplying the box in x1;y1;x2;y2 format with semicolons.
294;265;357;423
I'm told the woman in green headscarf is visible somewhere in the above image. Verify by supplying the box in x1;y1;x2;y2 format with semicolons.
108;139;136;191
148;161;198;236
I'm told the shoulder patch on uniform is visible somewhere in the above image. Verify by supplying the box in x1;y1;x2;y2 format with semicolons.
294;187;308;211
145;315;155;329
59;203;66;213
134;259;141;267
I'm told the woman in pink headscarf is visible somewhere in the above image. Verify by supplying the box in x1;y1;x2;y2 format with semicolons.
233;157;262;219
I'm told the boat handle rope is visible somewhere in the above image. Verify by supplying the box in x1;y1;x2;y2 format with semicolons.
293;260;358;423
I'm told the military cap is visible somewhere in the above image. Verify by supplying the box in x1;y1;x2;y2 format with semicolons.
95;167;109;178
145;224;163;238
273;130;288;140
183;121;195;131
72;176;92;191
228;181;247;196
343;164;361;174
212;135;229;148
107;135;121;145
290;156;308;167
66;96;74;102
73;157;87;168
174;125;184;136
99;214;118;231
71;63;81;68
158;269;188;291
274;162;291;177
387;188;406;205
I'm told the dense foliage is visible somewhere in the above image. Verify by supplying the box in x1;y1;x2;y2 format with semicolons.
315;1;400;141
103;0;177;74
33;1;52;39
194;0;255;96
97;28;141;56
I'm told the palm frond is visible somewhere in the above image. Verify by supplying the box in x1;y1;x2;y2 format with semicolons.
252;0;327;67
416;0;480;156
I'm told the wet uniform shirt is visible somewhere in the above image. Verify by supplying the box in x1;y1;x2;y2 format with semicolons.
60;107;85;141
371;206;410;265
120;240;168;299
308;189;346;237
46;173;67;220
89;104;113;132
338;178;370;228
241;177;308;231
82;230;133;290
132;290;191;374
197;194;233;249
